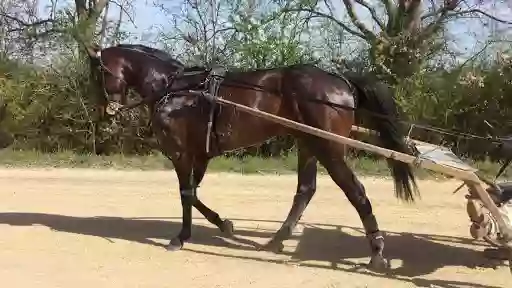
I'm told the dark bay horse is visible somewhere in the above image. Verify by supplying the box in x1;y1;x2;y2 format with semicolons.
85;43;419;270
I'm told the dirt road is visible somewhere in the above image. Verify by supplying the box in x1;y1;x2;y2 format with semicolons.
0;168;509;287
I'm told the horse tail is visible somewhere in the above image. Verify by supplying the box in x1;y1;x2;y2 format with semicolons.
346;74;419;202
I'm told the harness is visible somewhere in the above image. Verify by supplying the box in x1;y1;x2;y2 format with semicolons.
204;67;226;155
152;66;226;156
96;50;512;170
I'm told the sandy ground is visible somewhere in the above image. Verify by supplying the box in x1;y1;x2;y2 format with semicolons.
0;168;510;288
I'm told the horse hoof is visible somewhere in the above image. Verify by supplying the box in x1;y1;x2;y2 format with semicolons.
260;240;284;253
166;238;184;252
368;256;391;271
221;219;235;237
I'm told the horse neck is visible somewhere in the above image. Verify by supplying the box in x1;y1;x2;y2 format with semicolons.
112;51;174;96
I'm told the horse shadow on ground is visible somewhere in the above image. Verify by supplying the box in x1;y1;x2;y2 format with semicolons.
0;212;504;288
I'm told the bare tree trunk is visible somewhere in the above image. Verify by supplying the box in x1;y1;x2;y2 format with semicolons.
99;1;110;46
74;0;108;57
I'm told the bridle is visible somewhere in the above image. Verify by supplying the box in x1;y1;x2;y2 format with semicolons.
92;49;131;115
93;47;186;116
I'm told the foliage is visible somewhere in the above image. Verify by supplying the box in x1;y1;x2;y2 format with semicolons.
1;0;512;163
0;55;154;154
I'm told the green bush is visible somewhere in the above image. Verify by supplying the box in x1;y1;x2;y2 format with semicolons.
2;50;512;162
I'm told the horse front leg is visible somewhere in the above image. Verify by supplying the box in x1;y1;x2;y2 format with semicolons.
166;155;195;251
190;159;234;237
166;155;233;251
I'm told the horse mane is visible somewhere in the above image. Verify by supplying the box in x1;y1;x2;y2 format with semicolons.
224;63;319;75
181;63;322;78
114;43;185;66
183;65;209;72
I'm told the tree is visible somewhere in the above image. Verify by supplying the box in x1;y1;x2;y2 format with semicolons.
281;0;512;83
0;0;134;61
0;1;145;155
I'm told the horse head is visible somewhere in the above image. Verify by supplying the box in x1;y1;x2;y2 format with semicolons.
84;43;131;118
84;42;187;118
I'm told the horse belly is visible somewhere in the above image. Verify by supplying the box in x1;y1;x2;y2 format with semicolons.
214;105;285;153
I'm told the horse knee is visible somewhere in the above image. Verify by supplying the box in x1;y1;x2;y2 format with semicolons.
180;188;197;205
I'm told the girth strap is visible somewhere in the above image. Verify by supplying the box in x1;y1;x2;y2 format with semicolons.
205;67;226;155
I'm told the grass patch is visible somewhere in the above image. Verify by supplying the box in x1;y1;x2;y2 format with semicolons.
0;149;510;180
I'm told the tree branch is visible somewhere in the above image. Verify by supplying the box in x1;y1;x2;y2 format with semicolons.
281;8;366;40
342;0;376;41
447;9;512;25
6;27;66;38
94;0;109;16
99;1;110;45
379;0;394;32
75;0;87;18
405;0;422;33
419;3;512;43
421;0;512;25
419;1;458;40
353;0;386;32
109;0;136;27
187;0;209;50
459;39;499;68
205;27;237;43
111;2;124;45
379;0;393;16
0;12;55;27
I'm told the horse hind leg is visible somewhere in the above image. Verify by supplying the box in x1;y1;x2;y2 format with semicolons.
310;141;390;271
262;141;318;252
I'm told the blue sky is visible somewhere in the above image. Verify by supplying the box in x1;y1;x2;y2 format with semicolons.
36;0;511;58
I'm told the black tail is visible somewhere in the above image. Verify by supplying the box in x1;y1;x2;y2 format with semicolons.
346;74;419;202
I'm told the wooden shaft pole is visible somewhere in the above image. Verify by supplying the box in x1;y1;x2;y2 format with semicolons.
216;97;512;245
218;98;476;181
